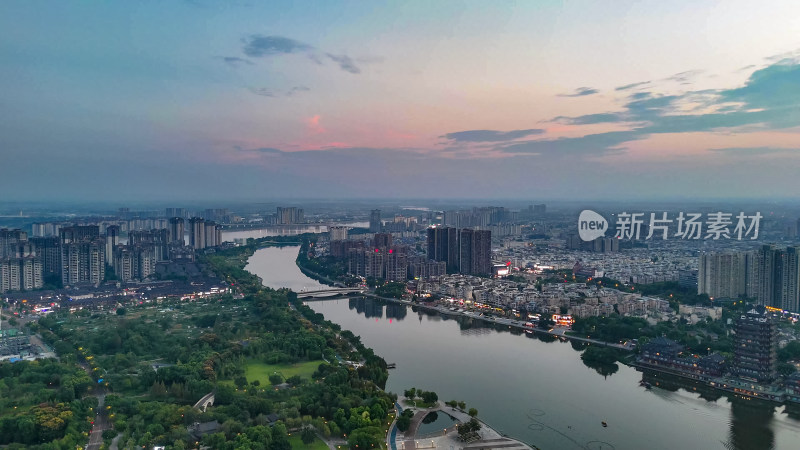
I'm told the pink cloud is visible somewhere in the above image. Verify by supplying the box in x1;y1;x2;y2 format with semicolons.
306;115;325;134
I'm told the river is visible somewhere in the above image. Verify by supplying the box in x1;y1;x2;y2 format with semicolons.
245;246;800;450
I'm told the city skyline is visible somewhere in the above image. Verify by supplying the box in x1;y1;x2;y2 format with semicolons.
2;1;800;201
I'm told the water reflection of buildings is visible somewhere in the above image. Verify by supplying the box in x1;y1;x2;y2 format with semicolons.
348;297;384;319
385;304;407;321
728;397;775;450
640;370;777;450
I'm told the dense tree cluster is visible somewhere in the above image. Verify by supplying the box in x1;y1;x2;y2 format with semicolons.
0;359;96;446
0;238;397;449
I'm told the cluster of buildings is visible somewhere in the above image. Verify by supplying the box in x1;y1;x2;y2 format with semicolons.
497;244;697;286
414;275;677;321
698;245;800;312
0;229;43;292
638;307;800;403
324;224;492;282
1;211;226;292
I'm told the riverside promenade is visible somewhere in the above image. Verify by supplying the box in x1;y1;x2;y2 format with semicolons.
391;399;536;450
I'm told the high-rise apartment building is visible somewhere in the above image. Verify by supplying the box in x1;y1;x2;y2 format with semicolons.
328;226;348;241
204;221;220;248
188;218;221;250
189;218;206;250
744;245;800;312
169;217;185;245
276;207;304;225
777;246;800;313
459;229;492;276
347;246;408;281
114;244;157;282
427;227;460;273
129;229;169;261
369;209;382;233
30;236;60;277
733;308;777;383
427;227;491;275
698;252;748;299
60;238;105;287
372;233;393;249
105;225;119;268
0;229;43;293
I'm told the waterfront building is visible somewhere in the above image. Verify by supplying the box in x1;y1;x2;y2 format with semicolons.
189;218;205;250
787;372;800;403
347;246;408;281
732;308;778;383
637;337;726;378
204;221;219;248
276;207;304;225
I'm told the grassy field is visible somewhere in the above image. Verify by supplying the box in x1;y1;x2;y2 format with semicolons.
244;360;324;385
288;434;329;450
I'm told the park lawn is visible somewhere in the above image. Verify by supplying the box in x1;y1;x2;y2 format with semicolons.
288;434;329;450
245;360;324;385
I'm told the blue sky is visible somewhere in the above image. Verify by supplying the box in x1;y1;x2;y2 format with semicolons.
2;1;800;201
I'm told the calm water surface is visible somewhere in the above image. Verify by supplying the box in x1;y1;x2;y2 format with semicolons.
246;246;800;450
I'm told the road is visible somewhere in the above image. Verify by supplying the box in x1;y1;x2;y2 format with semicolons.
81;364;111;450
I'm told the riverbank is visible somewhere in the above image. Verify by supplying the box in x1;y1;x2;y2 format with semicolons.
391;399;536;450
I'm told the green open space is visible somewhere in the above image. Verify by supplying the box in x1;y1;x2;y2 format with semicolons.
288;434;330;450
244;360;325;385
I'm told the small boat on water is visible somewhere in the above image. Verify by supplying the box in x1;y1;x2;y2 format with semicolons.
601;421;608;427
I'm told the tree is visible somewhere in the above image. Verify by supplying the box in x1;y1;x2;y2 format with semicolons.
396;410;414;432
420;390;438;404
457;401;466;410
269;374;284;385
301;426;316;445
347;426;383;450
404;388;416;400
468;408;478;417
271;423;291;450
234;376;248;389
116;308;127;316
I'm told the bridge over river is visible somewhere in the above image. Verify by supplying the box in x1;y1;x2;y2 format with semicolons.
296;288;366;299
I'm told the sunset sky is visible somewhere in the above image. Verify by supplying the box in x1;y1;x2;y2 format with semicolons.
2;1;800;201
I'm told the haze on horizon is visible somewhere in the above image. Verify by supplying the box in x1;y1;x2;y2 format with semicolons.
2;1;800;202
